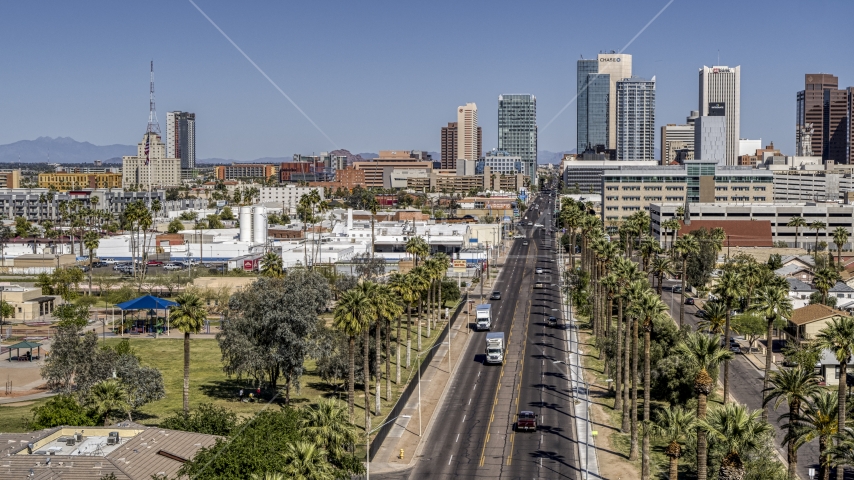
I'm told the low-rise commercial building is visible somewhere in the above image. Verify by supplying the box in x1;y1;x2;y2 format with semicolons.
406;168;524;193
562;157;657;195
259;185;325;214
38;172;123;191
0;169;21;189
0;189;164;221
0;283;58;322
309;167;367;191
214;163;277;181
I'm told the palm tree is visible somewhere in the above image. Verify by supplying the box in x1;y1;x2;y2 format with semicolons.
810;220;827;252
639;235;660;273
356;282;379;431
697;301;728;334
300;399;359;464
409;267;431;352
432;252;450;325
787;216;807;249
673;234;700;327
828;426;854;476
83;230;99;296
813;268;839;305
388;272;409;382
833;227;850;267
649;255;675;295
638;290;669;479
662;218;681;252
260;251;284;278
423;258;440;335
88;379;129;426
675;332;734;480
405;236;429;267
624;279;650;460
372;284;402;412
280;441;336;480
615;258;642;433
815;315;854;480
783;391;838;480
698;403;773;480
333;288;373;420
763;366;821;478
170;293;207;414
712;269;745;403
653;406;696;480
750;284;793;420
600;273;619;336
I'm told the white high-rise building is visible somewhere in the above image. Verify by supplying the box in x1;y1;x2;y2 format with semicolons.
616;76;655;160
456;103;478;162
597;53;632;150
699;65;740;165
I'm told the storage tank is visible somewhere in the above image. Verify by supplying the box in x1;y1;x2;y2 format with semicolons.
253;206;267;244
239;207;253;242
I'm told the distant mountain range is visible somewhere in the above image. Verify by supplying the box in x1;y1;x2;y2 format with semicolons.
2;137;635;166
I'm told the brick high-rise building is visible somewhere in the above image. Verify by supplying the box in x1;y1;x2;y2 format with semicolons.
440;120;482;170
797;74;850;164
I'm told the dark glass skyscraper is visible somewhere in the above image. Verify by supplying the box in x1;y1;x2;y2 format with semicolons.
577;59;609;153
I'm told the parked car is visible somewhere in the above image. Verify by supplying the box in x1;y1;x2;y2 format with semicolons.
535;267;544;274
490;291;501;300
102;258;117;264
146;260;164;267
516;411;538;432
92;261;107;268
730;345;742;354
685;297;695;305
164;263;183;271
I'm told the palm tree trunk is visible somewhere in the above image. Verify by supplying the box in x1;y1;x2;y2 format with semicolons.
837;362;847;480
396;316;402;383
621;311;631;433
697;392;709;480
348;336;355;419
680;258;687;327
426;282;432;337
762;317;774;421
819;435;829;480
570;229;576;270
630;317;639;460
183;332;191;414
642;323;652;480
417;296;423;351
385;320;391;397
723;308;731;404
787;402;798;479
615;298;623;413
668;456;678;480
365;329;371;430
406;305;412;368
375;319;382;415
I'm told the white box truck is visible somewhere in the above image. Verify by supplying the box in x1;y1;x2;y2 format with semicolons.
485;332;505;364
475;304;492;330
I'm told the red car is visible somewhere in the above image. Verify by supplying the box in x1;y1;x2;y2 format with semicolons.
146;260;164;266
516;411;537;432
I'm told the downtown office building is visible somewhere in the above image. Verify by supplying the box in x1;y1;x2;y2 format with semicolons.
616;76;655;160
498;94;537;186
166;111;196;171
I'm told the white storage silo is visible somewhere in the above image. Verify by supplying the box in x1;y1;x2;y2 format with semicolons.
253;206;267;244
239;206;253;242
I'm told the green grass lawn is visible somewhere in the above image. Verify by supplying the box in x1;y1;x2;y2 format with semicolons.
0;398;50;432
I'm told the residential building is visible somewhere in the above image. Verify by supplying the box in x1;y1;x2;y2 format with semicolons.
0;170;21;189
122;133;182;189
577;58;610;153
0;425;218;479
694;116;728;165
214;163;277;181
441;122;458;169
699;65;741;165
0;188;166;221
597;52;633;150
616;76;655;160
797;74;851;164
479;149;525;176
166;111;196;170
38;172;123;191
649;201;854;249
785;277;816;309
309;167;367;191
600;161;773;224
498;94;537;186
660;111;698;165
786;303;850;345
259;185;324;214
457;103;481;164
562;157;657;195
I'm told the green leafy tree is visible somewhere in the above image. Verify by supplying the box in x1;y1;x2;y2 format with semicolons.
159;403;239;436
170;293;208;414
730;312;766;352
167;218;185;234
219;206;234;220
767;253;783;270
29;394;97;430
217;271;331;404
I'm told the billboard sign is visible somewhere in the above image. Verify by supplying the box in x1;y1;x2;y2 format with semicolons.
708;102;726;117
453;259;467;273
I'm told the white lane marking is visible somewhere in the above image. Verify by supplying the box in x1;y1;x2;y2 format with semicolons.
456;434;460;443
449;455;453;465
468;398;472;405
463;414;467;422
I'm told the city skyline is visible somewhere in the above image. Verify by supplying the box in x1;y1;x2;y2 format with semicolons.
1;1;853;161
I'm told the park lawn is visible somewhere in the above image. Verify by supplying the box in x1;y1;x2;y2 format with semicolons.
0;398;50;432
102;315;449;432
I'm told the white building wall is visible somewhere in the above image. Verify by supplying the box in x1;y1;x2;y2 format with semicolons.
694;116;728;165
699;65;741;165
258;185;325;214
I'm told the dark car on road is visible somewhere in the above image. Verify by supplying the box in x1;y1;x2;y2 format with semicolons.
671;286;682;293
547;316;558;327
516;411;537;432
685;297;695;305
490;291;501;300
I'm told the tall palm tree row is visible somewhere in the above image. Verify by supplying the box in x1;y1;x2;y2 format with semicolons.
815;315;854;480
712;269;745;403
763;366;821;479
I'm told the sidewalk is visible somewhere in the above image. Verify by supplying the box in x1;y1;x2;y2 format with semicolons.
369;245;510;475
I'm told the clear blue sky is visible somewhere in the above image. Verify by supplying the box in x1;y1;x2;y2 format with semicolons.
1;0;852;160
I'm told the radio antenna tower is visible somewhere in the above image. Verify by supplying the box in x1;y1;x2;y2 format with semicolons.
147;61;161;135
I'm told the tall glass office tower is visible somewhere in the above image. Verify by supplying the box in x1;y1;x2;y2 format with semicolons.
498;94;537;186
616;76;656;160
577;60;610;153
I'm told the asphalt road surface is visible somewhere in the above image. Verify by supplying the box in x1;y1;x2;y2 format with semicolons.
373;193;581;480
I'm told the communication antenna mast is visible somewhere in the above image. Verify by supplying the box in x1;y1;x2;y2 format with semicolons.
147;61;161;135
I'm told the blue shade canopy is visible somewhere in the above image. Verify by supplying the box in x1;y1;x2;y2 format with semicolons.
116;295;178;311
